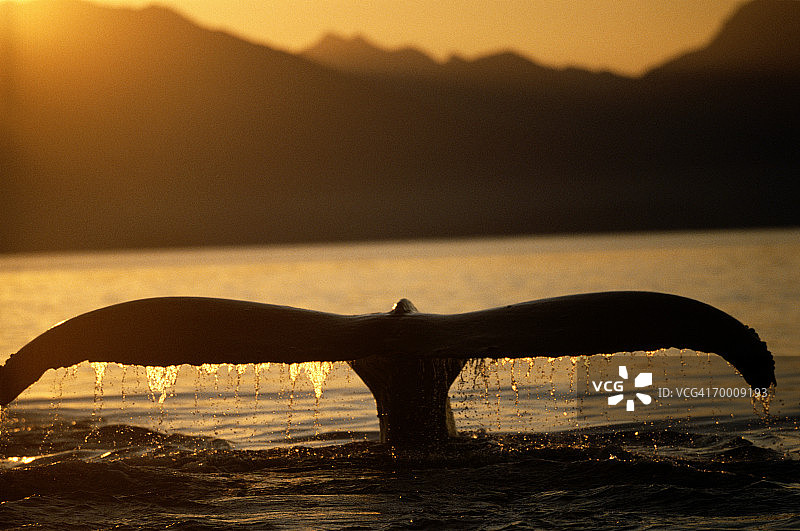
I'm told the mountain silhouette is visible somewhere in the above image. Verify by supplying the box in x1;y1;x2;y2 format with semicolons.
648;0;800;78
302;33;626;90
1;0;798;252
301;33;439;76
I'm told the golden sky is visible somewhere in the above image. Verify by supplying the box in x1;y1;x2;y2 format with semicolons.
58;0;745;75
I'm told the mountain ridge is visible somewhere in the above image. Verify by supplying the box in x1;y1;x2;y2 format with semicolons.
300;31;626;87
301;1;800;82
1;0;798;253
649;0;800;77
301;33;441;76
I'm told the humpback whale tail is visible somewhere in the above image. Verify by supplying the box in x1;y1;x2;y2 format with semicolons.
0;292;776;444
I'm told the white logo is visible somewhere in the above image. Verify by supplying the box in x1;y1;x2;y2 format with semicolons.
591;365;653;411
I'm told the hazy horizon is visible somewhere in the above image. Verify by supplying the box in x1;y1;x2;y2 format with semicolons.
58;0;745;76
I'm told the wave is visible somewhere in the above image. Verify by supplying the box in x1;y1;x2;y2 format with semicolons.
2;412;799;529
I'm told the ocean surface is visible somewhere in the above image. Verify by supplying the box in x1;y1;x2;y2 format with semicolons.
1;229;799;529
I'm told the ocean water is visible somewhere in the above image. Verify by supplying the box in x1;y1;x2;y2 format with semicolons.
1;229;799;529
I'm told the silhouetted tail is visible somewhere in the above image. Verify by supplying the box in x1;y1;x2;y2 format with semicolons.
0;292;776;406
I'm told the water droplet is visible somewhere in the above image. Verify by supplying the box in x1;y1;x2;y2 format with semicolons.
145;365;179;404
254;362;270;404
90;362;108;389
289;361;334;399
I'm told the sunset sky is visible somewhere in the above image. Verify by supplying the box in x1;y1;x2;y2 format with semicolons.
89;0;745;76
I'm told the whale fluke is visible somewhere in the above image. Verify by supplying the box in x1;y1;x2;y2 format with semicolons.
0;292;776;444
